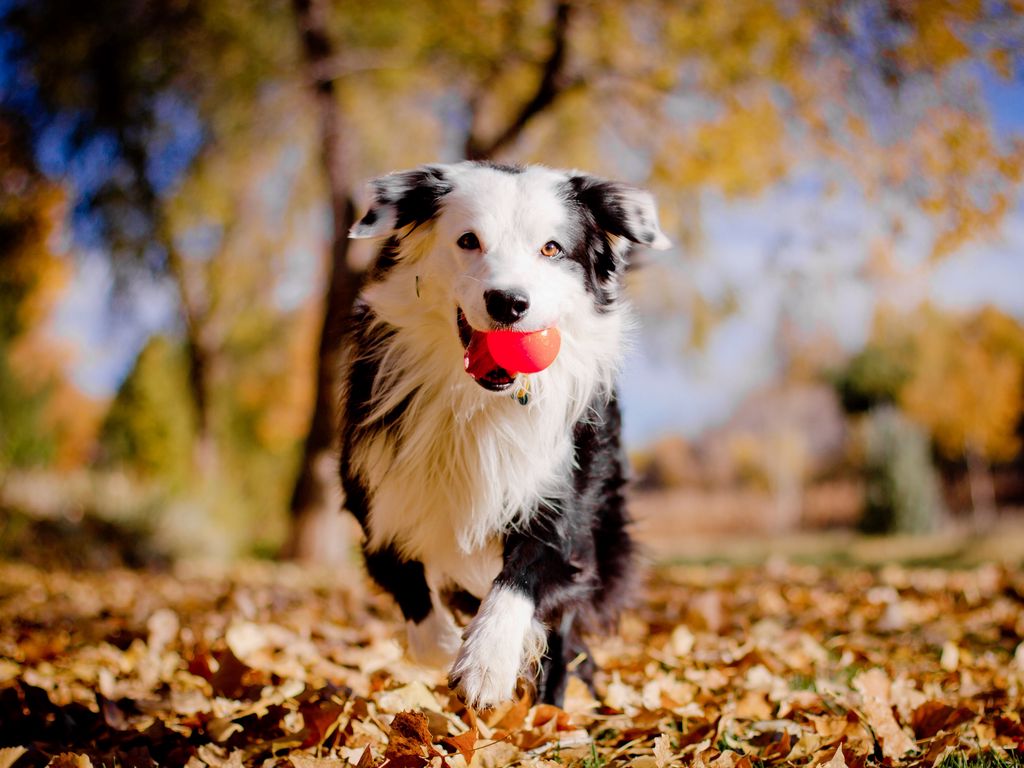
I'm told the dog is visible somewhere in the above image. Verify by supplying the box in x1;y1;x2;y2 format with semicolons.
339;161;669;709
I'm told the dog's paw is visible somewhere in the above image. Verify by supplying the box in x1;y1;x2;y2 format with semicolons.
447;644;521;710
445;586;545;710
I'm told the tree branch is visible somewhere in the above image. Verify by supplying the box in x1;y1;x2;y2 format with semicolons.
464;0;575;160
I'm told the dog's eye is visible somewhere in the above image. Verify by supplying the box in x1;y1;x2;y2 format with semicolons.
540;241;562;258
457;232;481;251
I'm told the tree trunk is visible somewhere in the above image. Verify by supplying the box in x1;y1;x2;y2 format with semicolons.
124;130;220;476
159;217;220;474
964;443;997;532
180;301;218;472
284;0;363;562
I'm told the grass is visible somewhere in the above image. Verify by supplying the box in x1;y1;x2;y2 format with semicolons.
939;751;1024;768
580;741;606;768
650;519;1024;569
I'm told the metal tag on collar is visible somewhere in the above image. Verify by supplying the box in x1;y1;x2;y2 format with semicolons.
513;376;531;406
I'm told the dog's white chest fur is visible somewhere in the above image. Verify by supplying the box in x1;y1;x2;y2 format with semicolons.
351;336;579;595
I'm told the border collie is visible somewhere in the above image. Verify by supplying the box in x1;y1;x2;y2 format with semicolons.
340;161;669;709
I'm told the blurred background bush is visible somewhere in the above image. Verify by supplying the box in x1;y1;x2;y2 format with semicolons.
1;0;1023;567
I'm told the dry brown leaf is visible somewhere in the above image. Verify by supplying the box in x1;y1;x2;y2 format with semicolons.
733;691;772;720
46;755;93;768
853;669;917;759
352;746;374;768
289;754;347;768
441;725;478;763
940;642;960;672
385;710;435;765
0;748;27;768
1;561;1021;768
377;681;443;713
669;625;695;658
911;700;976;739
146;608;179;655
653;732;676;767
814;744;847;768
195;745;245;768
531;703;574;731
760;729;794;761
487;693;530;731
471;738;521;768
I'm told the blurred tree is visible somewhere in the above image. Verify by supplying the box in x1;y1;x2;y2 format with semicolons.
3;0;324;551
4;0;1024;559
99;335;196;484
0;111;65;470
0;110;101;472
833;342;912;415
838;304;1024;529
899;306;1024;528
2;0;299;471
861;405;946;535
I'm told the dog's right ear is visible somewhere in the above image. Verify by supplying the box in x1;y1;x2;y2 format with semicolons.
350;165;453;239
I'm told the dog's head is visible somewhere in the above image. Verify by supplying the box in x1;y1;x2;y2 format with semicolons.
351;161;669;392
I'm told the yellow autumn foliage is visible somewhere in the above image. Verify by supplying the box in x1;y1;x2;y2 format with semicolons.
889;306;1024;463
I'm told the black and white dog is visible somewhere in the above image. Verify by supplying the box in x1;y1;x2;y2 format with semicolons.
339;161;669;709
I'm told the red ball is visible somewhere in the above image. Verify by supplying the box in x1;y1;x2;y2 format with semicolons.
485;327;561;374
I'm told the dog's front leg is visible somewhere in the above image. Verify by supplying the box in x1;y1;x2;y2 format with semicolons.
448;531;586;709
363;544;461;666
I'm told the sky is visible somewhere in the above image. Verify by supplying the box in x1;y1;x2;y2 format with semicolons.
44;64;1024;449
619;188;1024;444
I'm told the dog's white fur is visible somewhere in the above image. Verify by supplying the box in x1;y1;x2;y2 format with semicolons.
345;163;665;707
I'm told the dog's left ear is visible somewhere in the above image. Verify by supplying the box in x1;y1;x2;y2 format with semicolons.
350;165;453;239
570;175;671;253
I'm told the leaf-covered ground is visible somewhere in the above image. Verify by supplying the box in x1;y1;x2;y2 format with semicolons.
1;559;1023;768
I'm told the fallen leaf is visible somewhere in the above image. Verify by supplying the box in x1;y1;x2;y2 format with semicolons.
940;642;959;672
910;701;976;739
385;710;435;766
377;681;442;713
814;744;847;768
0;748;26;768
488;693;530;731
47;755;93;768
853;669;916;759
441;725;478;763
761;730;793;761
670;625;695;658
289;755;347;768
653;732;675;767
531;703;573;731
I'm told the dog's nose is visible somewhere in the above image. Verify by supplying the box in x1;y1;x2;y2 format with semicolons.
484;289;530;325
